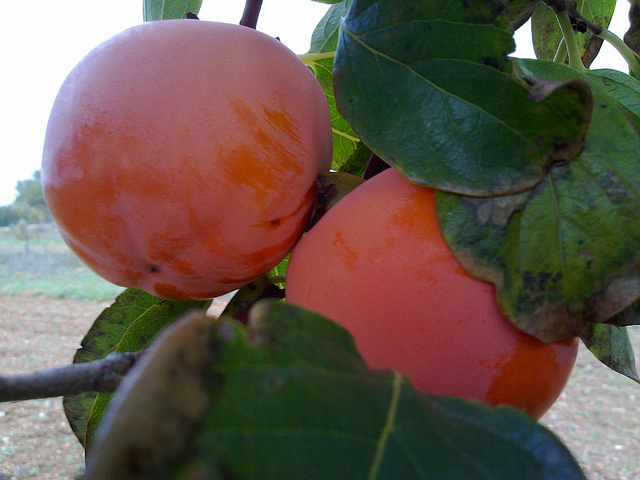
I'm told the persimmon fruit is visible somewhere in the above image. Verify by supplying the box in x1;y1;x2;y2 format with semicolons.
285;168;578;419
41;19;332;300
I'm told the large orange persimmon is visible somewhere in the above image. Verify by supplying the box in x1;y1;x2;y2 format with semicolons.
42;20;332;300
286;168;578;419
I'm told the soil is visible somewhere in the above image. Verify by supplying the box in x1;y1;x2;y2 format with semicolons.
0;294;639;479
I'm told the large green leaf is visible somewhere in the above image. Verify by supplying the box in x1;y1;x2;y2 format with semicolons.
84;300;585;480
143;0;202;21
531;0;616;66
63;288;207;446
334;0;593;196
437;58;640;342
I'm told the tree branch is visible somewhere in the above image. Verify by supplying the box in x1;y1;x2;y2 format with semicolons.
240;0;263;29
0;351;142;402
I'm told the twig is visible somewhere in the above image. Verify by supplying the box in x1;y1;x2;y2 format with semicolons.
0;351;142;402
240;0;263;29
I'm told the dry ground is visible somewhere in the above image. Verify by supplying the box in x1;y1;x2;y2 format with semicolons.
0;294;639;479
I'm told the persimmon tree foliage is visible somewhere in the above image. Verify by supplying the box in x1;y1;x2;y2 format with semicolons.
1;0;640;479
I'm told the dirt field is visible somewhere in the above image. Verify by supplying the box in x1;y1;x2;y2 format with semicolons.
0;294;639;479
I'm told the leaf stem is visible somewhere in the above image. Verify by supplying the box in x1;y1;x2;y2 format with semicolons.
597;27;640;77
298;51;336;65
555;10;587;73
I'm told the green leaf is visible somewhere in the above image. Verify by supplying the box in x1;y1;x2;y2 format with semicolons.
84;301;585;480
269;254;289;282
531;0;616;66
63;289;207;447
437;58;640;342
591;68;640;116
581;324;640;384
337;141;373;176
306;0;360;170
334;0;593;196
219;275;280;319
143;0;202;21
63;289;163;446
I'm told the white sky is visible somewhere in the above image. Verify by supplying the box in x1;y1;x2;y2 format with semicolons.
0;1;632;206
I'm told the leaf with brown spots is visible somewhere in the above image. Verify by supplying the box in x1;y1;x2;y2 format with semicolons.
437;59;640;342
63;288;208;446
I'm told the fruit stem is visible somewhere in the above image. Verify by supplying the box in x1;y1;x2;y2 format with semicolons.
240;0;263;29
298;51;336;65
555;10;587;73
269;275;286;285
597;27;640;77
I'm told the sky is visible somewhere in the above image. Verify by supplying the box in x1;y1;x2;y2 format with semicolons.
0;1;632;207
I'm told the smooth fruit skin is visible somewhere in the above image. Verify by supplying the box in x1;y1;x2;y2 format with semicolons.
42;20;332;300
286;168;578;419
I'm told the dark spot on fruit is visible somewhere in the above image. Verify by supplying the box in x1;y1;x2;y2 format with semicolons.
149;265;159;273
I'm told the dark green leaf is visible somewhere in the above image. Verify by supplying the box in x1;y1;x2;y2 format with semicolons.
84;300;585;480
437;58;640;342
581;324;640;384
531;0;615;66
64;289;207;447
143;0;202;21
334;0;592;196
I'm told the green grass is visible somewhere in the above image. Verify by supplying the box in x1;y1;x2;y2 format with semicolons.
0;224;125;302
